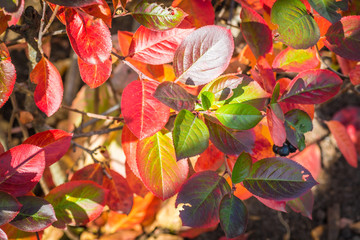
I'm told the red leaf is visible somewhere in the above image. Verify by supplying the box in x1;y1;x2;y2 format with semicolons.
30;56;63;117
349;65;360;85
125;162;148;198
292;144;321;180
326;120;358;168
117;31;133;57
0;191;22;225
128;20;194;65
71;163;104;184
45;0;103;8
194;141;225;172
78;56;112;88
267;103;286;146
23;129;72;167
251;57;276;93
122;125;140;178
1;223;40;240
255;196;287;212
0;43;16;109
65;8;111;64
172;0;214;28
0;144;45;197
240;5;272;58
121;80;170;140
81;0;112;27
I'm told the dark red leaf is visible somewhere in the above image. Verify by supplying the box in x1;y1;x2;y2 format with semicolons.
0;43;16;109
125;162;148;198
172;0;214;28
71;163;104;184
45;0;102;8
251;57;276;93
0;191;22;226
267;103;286;146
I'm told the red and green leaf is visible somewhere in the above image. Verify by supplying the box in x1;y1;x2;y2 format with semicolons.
272;47;319;72
308;0;348;24
78;56;112;88
0;191;22;226
0;43;16;109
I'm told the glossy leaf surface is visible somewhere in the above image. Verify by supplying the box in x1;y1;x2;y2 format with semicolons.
0;191;21;226
173;110;209;159
172;0;214;28
219;194;248;238
243;157;317;200
10;196;56;232
174;25;234;85
308;0;348;24
176;171;231;228
0;43;16;109
153;81;196;111
232;152;252;184
272;47;319;72
132;1;187;31
45;0;102;7
137;131;188;200
281;69;342;104
45;180;107;229
78;56;112;88
271;0;320;49
121;80;170;140
30;56;63;117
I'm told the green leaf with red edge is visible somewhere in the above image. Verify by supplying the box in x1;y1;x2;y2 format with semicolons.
308;0;348;24
204;115;255;155
0;191;22;226
243;157;317;200
194;141;225;172
232;152;252;184
173;109;209;160
174;25;234;86
349;65;360;85
175;171;231;228
23;129;72;167
240;5;272;59
153;81;196;111
287;190;314;219
9;196;56;232
125;162;148;198
271;0;320;49
219;194;248;238
121;80;170;140
0;144;45;197
215;103;263;130
30;56;63;117
78;56;112;88
171;0;214;28
326;120;358;168
272;47;319;73
128;21;194;65
0;228;6;240
136;131;189;200
267;103;286;146
65;8;111;64
280;69;342;104
324;16;360;61
45;180;107;229
81;0;112;27
0;43;16;109
45;0;102;8
71;163;104;184
103;169;134;214
132;1;187;31
250;57;276;93
122;125;140;178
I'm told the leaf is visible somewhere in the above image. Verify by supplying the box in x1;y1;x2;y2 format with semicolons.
255;196;287;212
0;0;22;13
121;80;170;140
0;191;22;226
128;21;194;65
1;223;39;240
45;180;107;229
324;16;360;61
153;81;196;111
271;0;320;49
250;56;276;93
174;25;234;86
125;162;148;198
10;196;56;232
117;31;133;57
78;56;112;88
71;163;104;184
172;0;214;28
308;0;348;24
0;144;45;197
0;43;16;109
23;129;72;167
176;171;231;228
292;144;321;180
194;141;225;172
232;152;252;184
103;169;134;214
326;120;358;167
136;131;189;200
29;56;63;117
243;157;317;200
215;103;263;130
284;109;313;150
280;69;342;104
81;0;112;27
240;5;272;58
132;1;187;31
4;0;24;26
200;91;214;110
0;228;6;240
272;47;319;73
45;0;102;7
267;103;286;146
0;11;10;36
173;109;209;159
204;115;255;155
287;190;314;219
65;8;111;64
122;125;140;178
219;194;248;238
349;65;360;85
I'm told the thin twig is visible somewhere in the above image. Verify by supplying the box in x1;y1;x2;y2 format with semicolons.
278;212;291;240
37;0;47;55
36;232;40;240
315;44;349;79
72;141;102;163
42;5;60;35
62;105;123;121
72;126;123;139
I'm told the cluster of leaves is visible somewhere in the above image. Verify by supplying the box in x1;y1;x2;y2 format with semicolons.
0;0;360;239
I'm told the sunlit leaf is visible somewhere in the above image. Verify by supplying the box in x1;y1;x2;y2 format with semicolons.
292;144;321;180
125;162;148;198
71;163;104;184
272;47;319;72
78;56;112;88
122;125;140;178
0;43;16;109
1;223;39;240
82;0;112;27
194;141;225;172
0;228;6;240
200;91;214;110
271;0;320;49
174;25;234;86
0;191;21;226
176;171;231;228
250;56;276;93
308;0;348;24
172;0;214;28
232;152;252;184
45;0;102;7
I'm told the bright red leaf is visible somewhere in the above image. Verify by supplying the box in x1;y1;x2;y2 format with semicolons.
292;144;321;180
71;163;104;184
349;65;360;85
122;125;140;178
117;31;133;57
78;56;112;88
81;0;112;27
251;56;276;93
267;103;286;146
194;141;225;172
125;162;148;198
172;0;214;28
0;43;16;109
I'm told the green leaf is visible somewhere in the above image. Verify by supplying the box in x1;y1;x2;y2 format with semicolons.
200;91;215;110
132;1;187;31
232;152;252;184
176;171;231;228
271;82;280;104
215;103;263;130
284;109;312;151
308;0;348;24
219;194;248;238
173;110;209;159
271;0;320;49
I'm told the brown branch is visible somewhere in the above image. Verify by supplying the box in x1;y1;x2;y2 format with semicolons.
72;141;102;163
37;0;47;56
42;4;59;35
9;95;29;141
62;105;123;121
315;44;349;79
72;126;123;139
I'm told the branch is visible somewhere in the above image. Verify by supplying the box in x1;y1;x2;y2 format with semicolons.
42;5;60;35
315;44;349;79
9;95;29;142
72;126;123;139
37;0;47;55
62;105;123;121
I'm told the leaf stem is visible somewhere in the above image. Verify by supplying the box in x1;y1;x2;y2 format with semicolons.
62;105;123;122
72;126;123;139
